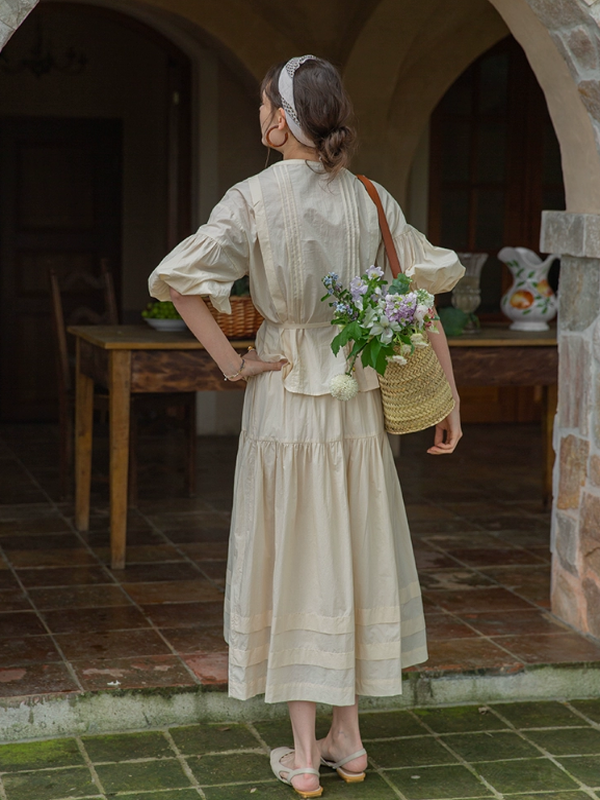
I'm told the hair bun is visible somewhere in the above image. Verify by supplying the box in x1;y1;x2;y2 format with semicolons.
318;126;356;173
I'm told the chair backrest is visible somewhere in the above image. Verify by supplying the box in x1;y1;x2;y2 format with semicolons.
47;268;72;395
100;259;119;325
57;261;119;326
47;263;120;395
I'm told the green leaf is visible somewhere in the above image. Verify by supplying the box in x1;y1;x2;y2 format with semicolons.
437;306;469;337
331;330;347;355
345;321;362;342
375;348;389;375
339;325;355;346
388;274;411;295
368;340;382;370
348;339;365;360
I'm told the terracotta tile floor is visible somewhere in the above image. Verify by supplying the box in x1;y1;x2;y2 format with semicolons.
1;420;600;699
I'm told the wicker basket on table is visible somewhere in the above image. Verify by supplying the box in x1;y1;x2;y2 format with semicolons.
206;295;264;339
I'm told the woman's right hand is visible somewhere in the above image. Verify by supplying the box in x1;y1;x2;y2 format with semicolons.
232;349;288;380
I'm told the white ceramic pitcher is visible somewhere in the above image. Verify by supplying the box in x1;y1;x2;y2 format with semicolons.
498;246;558;331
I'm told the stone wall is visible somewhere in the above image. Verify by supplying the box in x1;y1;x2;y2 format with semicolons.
542;212;600;638
0;0;37;50
525;0;600;164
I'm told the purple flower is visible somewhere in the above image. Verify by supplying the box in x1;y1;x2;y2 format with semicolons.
350;276;368;302
366;265;384;280
384;294;415;325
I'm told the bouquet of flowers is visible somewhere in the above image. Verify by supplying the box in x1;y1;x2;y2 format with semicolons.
321;266;438;400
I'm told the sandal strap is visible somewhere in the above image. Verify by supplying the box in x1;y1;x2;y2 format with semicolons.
326;748;367;769
287;766;320;780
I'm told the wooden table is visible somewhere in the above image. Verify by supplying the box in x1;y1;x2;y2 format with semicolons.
69;325;250;569
70;324;557;570
447;326;558;506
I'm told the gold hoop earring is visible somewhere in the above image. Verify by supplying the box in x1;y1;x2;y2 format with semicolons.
266;126;289;148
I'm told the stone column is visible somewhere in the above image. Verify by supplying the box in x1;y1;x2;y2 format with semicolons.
0;0;38;51
542;210;600;639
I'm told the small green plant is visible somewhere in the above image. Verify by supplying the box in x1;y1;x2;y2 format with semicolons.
231;277;250;296
141;300;182;320
437;306;480;336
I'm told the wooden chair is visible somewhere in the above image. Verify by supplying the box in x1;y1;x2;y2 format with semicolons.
48;264;197;502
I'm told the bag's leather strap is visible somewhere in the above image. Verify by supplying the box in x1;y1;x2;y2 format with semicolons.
356;175;402;279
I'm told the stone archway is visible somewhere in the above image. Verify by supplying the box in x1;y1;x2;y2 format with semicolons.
0;0;37;49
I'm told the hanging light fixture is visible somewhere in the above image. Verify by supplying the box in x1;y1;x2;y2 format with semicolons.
0;20;87;79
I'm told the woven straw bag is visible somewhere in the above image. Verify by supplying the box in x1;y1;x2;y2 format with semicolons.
357;175;455;434
206;295;263;339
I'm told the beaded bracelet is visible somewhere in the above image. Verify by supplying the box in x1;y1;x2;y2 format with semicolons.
223;357;246;381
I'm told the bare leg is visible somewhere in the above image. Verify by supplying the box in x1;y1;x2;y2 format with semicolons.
278;700;321;795
318;697;368;775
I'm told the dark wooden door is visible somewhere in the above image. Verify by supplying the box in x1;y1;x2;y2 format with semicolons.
0;118;121;421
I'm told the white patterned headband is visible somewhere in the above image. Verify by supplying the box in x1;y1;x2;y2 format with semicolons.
278;55;318;148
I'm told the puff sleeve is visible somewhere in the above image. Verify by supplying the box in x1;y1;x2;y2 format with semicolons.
373;181;465;294
394;225;465;294
148;185;255;314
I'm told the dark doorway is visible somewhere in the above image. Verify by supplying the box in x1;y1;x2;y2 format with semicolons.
0;2;193;422
0;117;121;421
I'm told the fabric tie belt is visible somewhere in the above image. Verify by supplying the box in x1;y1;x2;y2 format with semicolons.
267;320;333;330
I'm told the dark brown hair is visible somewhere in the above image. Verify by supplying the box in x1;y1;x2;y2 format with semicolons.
261;58;357;177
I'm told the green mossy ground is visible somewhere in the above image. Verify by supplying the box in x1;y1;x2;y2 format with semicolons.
1;701;599;799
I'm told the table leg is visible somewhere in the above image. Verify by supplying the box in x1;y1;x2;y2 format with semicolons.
74;338;94;531
109;350;132;570
542;383;558;508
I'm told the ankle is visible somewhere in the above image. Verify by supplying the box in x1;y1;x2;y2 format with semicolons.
328;727;362;747
294;745;321;769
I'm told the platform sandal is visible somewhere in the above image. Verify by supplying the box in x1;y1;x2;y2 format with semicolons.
270;747;323;798
321;748;367;783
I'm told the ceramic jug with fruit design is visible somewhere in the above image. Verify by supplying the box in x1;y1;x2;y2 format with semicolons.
499;247;558;331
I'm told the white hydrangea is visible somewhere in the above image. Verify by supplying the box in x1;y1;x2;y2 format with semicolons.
414;304;430;325
410;332;429;348
330;373;359;401
388;354;407;365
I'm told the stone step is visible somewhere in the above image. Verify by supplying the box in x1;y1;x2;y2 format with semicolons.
3;661;600;743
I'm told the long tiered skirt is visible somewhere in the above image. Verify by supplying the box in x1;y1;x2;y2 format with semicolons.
224;371;427;705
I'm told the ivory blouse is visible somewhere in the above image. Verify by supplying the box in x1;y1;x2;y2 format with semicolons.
148;161;464;395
